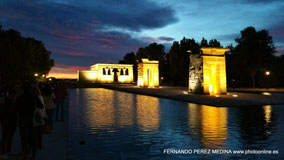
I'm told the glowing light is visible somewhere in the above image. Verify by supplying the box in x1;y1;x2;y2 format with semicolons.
48;78;52;81
42;74;45;78
265;71;270;76
209;85;213;93
263;105;272;124
232;94;238;97
87;72;96;80
215;95;220;97
137;59;159;87
262;92;272;96
183;91;189;94
136;95;160;131
190;48;229;96
34;73;38;77
200;105;228;148
78;64;133;83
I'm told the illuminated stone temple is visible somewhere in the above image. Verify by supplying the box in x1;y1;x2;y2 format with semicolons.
189;48;229;96
78;63;133;83
137;58;159;87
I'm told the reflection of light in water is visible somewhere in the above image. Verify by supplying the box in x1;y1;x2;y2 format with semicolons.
136;95;160;131
188;104;200;130
200;105;228;149
85;89;115;130
263;105;272;124
262;92;272;96
115;93;134;126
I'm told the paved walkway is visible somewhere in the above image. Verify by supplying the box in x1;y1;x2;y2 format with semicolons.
100;84;284;107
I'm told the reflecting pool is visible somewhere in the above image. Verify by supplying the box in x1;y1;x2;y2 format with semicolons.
67;88;284;160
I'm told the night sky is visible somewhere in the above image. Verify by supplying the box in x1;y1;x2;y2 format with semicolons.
0;0;283;78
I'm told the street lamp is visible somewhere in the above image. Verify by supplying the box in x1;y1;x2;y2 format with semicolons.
265;71;270;90
34;73;38;77
42;74;45;78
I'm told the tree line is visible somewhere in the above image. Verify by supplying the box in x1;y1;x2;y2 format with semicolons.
119;26;284;88
0;26;54;89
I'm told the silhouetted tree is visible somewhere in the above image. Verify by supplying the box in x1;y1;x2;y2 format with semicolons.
168;37;200;86
136;43;166;61
208;39;221;47
119;52;137;81
229;26;275;87
200;37;209;47
119;43;167;82
0;26;54;86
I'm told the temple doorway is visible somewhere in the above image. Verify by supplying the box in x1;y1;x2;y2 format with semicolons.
112;68;119;82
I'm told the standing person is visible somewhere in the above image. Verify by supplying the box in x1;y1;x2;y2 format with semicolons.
0;89;17;159
14;82;43;160
42;84;56;132
33;86;46;150
55;83;67;122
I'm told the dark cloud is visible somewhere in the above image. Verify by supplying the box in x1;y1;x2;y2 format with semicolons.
268;21;284;38
268;22;284;55
158;36;175;42
140;36;174;43
0;0;178;32
0;0;177;68
216;33;240;42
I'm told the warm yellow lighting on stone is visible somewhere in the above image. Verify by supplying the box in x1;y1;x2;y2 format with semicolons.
137;58;159;87
189;47;229;96
78;63;133;83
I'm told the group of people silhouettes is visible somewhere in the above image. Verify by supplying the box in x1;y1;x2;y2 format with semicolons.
0;81;67;160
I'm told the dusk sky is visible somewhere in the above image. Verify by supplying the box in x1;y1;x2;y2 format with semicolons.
0;0;283;78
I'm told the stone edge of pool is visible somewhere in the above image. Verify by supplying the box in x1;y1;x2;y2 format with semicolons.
68;83;284;107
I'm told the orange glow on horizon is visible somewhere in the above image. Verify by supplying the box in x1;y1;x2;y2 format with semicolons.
48;64;89;79
47;72;77;79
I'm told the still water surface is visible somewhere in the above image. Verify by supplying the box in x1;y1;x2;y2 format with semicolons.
67;88;284;160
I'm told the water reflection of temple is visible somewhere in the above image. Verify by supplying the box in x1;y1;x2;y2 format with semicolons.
188;104;228;149
136;95;160;131
84;89;159;131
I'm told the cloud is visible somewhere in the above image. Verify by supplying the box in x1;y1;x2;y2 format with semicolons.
140;36;175;43
158;36;175;42
0;0;178;70
0;0;178;32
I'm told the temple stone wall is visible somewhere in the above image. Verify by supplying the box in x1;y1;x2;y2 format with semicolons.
137;58;159;87
188;48;229;95
189;54;203;93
